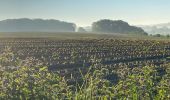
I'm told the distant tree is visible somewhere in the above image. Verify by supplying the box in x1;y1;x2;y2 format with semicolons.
154;34;161;37
166;34;170;38
77;27;86;32
92;19;148;35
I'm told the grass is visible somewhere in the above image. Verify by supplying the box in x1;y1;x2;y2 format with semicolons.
0;32;170;99
1;50;170;99
0;32;169;41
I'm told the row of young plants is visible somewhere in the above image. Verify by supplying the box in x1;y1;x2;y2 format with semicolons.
0;50;170;100
1;38;170;70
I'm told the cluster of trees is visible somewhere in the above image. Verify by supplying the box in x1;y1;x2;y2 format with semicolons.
77;27;87;32
0;18;148;35
0;18;76;32
92;19;148;35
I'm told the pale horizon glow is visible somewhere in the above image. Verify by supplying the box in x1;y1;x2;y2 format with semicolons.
0;0;170;27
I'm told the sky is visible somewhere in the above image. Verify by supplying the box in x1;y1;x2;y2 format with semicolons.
0;0;170;26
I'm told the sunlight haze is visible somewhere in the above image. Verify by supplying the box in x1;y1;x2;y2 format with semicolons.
0;0;170;26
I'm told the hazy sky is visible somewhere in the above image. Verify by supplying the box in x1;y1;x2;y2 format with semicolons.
0;0;170;26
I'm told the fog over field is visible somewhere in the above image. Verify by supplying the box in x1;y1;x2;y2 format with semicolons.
0;0;170;35
1;0;170;100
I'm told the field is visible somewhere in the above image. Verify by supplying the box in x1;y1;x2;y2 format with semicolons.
1;32;170;99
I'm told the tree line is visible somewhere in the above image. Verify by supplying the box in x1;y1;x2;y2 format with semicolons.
0;18;147;35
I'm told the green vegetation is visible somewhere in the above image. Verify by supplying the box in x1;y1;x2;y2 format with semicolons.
1;51;170;99
0;18;76;32
0;18;149;36
0;37;170;99
92;19;148;35
77;27;87;32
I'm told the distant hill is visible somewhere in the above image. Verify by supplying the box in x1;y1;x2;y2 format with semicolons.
140;23;170;35
92;19;148;35
0;18;76;32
